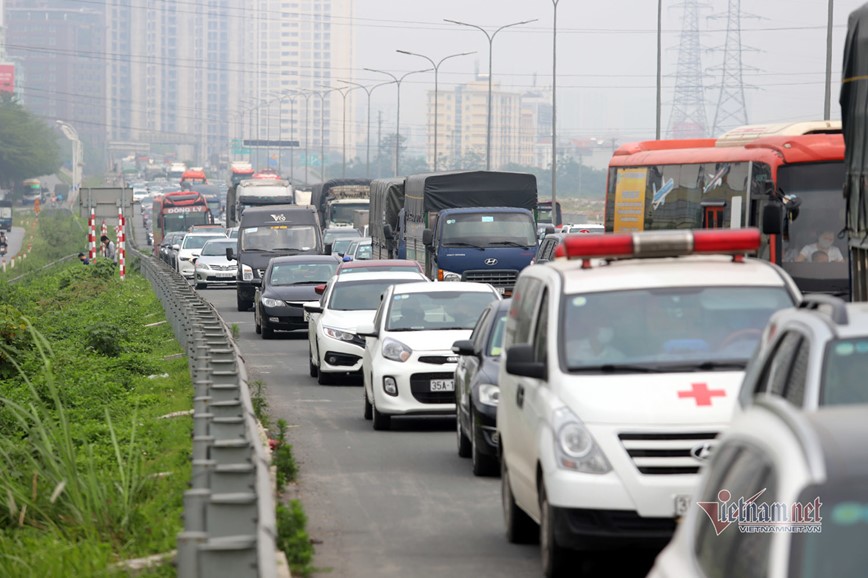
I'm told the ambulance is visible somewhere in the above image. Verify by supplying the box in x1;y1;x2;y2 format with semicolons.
496;229;801;577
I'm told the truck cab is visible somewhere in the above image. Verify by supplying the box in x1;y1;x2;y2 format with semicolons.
421;207;538;294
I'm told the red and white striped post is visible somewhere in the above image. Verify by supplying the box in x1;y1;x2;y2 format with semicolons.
100;220;108;242
118;205;126;280
88;207;97;260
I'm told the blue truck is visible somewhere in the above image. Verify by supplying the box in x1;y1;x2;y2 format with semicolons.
402;171;538;293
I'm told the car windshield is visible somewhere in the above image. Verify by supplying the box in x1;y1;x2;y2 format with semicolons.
332;239;354;254
324;229;361;244
386;291;498;331
820;338;868;405
183;235;225;249
355;244;373;260
328;279;421;311
561;286;793;371
788;481;868;578
240;225;318;251
270;262;337;286
441;212;537;248
487;313;508;357
201;240;236;256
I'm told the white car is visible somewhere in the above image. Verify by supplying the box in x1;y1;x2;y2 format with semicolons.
194;238;238;289
649;396;867;578
303;271;428;385
175;231;228;278
496;229;800;577
358;282;501;431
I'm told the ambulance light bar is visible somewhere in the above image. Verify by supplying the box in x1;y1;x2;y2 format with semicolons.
553;228;761;261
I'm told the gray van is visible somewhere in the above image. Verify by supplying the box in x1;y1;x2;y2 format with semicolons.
229;204;324;311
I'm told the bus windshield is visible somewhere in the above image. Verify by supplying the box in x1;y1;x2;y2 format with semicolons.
441;212;537;248
776;162;848;296
163;212;210;233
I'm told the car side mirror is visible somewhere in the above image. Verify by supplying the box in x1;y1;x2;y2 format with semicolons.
303;302;323;315
356;322;377;338
314;283;326;295
383;224;394;240
451;339;476;357
761;202;783;236
225;247;235;260
505;344;547;380
172;244;180;251
422;229;433;246
545;225;555;235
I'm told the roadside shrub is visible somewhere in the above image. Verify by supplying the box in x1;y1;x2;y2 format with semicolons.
276;500;314;576
85;323;127;357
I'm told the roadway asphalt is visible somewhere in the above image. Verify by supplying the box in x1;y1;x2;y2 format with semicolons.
3;226;25;261
199;285;659;578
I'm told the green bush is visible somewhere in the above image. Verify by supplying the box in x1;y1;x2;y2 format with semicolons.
276;500;314;577
85;322;127;357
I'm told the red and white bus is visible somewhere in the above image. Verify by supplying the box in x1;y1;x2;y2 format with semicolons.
605;121;847;296
151;191;213;254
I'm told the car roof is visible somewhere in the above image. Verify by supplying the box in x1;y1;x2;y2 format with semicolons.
338;259;421;270
544;255;791;294
185;230;227;237
391;281;496;295
333;271;427;283
202;238;235;245
267;255;340;265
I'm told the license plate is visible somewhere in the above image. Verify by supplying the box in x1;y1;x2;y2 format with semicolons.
303;311;310;322
674;495;692;517
217;272;234;277
430;379;454;392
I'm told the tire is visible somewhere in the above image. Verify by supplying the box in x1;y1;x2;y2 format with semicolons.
502;457;538;544
255;310;262;335
372;396;391;431
472;409;499;477
540;483;571;578
308;345;318;378
195;282;206;290
363;388;373;420
236;293;250;312
262;324;274;339
317;367;332;385
456;407;471;458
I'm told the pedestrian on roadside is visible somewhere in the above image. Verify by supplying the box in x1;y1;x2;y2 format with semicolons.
78;252;90;265
100;235;117;262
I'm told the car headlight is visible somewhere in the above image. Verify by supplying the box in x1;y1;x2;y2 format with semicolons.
196;263;211;270
382;337;412;362
323;326;357;342
241;264;253;281
261;297;283;308
478;384;500;406
552;407;611;474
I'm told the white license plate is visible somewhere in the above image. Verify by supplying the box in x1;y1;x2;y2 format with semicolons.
430;379;454;392
674;495;692;517
217;272;234;277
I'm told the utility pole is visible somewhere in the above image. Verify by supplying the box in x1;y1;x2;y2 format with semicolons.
377;111;383;179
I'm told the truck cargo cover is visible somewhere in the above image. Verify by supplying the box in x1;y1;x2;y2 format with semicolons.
842;4;868;247
404;171;537;217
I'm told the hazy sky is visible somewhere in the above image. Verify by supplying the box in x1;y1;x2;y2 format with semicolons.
345;0;866;149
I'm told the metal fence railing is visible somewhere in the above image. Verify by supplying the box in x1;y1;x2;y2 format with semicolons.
131;229;279;577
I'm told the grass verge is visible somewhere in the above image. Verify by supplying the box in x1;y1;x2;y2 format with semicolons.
0;256;192;576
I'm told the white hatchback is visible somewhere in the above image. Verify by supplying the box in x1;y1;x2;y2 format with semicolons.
304;271;428;385
358;282;501;431
176;231;227;278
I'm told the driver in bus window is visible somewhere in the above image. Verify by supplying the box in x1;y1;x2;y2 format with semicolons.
796;230;844;263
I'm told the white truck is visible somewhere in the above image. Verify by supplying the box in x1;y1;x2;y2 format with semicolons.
227;179;295;227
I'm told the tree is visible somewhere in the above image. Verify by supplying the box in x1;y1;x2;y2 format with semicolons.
0;95;62;191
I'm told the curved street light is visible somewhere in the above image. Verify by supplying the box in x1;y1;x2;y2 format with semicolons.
551;0;560;213
337;79;396;179
319;84;362;178
444;17;537;170
56;120;82;201
364;67;432;176
396;49;475;172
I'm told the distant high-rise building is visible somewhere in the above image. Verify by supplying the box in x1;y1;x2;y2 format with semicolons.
430;78;526;171
5;4;105;162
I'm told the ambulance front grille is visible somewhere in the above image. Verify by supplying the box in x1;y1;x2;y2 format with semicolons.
618;432;719;475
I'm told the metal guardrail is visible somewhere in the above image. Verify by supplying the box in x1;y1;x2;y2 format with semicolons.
131;241;278;576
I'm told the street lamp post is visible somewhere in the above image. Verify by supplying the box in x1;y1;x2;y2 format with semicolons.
314;88;337;182
338;79;396;179
56;120;81;202
300;91;314;185
824;0;834;120
656;0;663;140
445;17;537;170
319;84;361;178
364;67;432;176
275;90;301;178
551;0;560;215
396;49;475;172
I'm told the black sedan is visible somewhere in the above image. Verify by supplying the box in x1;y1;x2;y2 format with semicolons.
452;298;511;476
254;255;340;339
